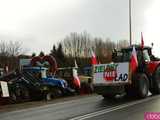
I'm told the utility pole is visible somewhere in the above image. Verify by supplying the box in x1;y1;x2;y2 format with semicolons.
129;0;132;46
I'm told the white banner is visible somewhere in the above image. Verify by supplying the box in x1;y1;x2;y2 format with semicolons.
93;62;130;84
0;81;10;97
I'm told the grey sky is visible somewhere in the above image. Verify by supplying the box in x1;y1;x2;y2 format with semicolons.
0;0;159;56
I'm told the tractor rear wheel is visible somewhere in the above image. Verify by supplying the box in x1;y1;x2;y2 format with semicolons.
134;73;149;98
45;87;62;101
10;83;30;103
151;66;160;94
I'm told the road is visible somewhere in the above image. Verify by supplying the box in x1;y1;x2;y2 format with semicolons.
0;94;160;120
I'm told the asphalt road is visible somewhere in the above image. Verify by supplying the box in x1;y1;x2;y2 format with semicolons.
0;94;160;120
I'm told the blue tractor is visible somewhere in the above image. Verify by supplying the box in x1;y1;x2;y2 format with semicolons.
0;66;74;103
22;66;75;100
0;56;75;103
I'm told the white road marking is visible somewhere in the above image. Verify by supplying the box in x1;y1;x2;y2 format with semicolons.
70;95;160;120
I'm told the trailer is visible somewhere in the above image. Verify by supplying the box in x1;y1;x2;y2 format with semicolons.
56;67;93;94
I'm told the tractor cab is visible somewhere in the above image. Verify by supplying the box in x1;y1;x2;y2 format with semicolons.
112;45;151;62
121;46;151;62
112;45;160;76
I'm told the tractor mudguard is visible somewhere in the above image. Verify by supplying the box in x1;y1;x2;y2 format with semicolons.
146;61;160;75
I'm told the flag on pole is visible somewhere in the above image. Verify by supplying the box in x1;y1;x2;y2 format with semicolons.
130;46;138;73
91;50;97;65
141;32;144;49
73;60;80;88
73;68;81;88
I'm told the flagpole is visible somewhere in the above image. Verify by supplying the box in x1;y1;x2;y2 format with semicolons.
129;0;132;46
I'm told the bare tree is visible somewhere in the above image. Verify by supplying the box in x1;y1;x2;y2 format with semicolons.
116;40;129;49
0;40;22;56
57;31;130;66
7;41;22;56
62;31;93;58
0;41;8;56
0;40;23;71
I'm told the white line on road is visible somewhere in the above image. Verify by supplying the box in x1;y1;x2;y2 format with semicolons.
69;95;160;120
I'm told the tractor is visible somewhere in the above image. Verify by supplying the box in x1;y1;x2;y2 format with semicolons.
0;66;74;103
22;67;75;99
93;45;160;99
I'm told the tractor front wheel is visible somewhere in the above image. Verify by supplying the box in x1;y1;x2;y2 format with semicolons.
135;73;149;98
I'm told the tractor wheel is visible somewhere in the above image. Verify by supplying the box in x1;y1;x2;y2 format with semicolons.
10;84;30;103
45;92;55;101
151;66;160;94
21;85;30;102
10;89;22;103
9;92;18;103
134;73;149;98
45;88;62;101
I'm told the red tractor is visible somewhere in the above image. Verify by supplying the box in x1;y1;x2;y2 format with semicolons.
93;45;160;98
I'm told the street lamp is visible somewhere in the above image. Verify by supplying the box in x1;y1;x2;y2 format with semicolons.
129;0;132;46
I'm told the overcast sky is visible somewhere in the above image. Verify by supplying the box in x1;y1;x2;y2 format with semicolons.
0;0;159;56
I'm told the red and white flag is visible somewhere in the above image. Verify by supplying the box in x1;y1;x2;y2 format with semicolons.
130;46;138;73
73;60;80;88
91;50;97;65
141;32;144;49
73;68;81;88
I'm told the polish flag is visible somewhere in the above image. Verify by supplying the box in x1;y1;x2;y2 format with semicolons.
73;60;80;88
73;68;81;88
91;50;97;65
141;32;144;49
130;46;138;73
